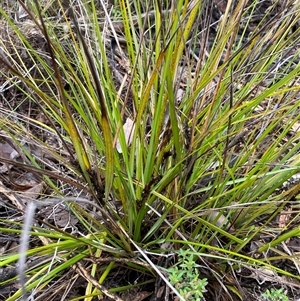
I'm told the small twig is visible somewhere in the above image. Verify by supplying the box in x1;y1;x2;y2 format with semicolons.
84;256;151;268
72;261;125;301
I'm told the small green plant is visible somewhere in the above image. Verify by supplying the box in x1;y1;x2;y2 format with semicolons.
168;249;208;301
262;288;289;301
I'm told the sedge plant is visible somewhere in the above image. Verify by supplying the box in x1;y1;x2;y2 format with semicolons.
0;0;300;300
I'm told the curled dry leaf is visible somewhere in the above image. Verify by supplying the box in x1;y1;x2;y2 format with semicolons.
208;211;230;229
16;182;44;203
116;117;135;153
176;88;184;104
17;2;29;20
0;140;19;173
38;203;78;228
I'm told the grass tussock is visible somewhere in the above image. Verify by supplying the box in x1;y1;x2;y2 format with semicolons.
0;0;300;300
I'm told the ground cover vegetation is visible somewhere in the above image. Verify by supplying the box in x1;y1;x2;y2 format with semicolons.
0;0;300;300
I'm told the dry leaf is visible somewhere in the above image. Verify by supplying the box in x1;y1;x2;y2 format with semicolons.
17;2;28;20
208;211;229;228
116;117;135;153
17;183;44;202
278;208;292;229
176;88;184;104
0;140;19;173
38;203;78;228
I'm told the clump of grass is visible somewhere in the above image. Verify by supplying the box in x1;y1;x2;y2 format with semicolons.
0;0;300;300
